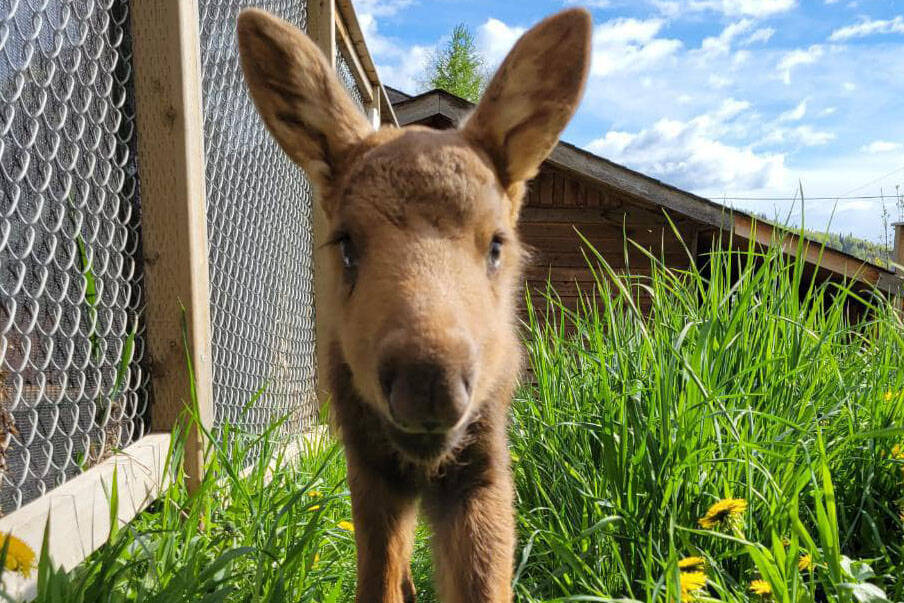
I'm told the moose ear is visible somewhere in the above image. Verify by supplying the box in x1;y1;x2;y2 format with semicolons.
462;9;591;193
237;8;371;197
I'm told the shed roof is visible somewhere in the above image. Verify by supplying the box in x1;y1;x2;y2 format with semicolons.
391;88;903;297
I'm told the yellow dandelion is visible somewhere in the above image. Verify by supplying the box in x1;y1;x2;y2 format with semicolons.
307;490;321;498
698;498;747;529
749;579;772;596
337;520;355;533
892;444;904;460
798;553;813;572
885;391;894;402
678;556;706;573
1;533;36;578
679;571;707;602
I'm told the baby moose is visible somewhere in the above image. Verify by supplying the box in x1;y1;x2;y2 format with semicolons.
237;7;591;602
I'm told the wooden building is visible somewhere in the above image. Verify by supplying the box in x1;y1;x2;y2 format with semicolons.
388;87;904;314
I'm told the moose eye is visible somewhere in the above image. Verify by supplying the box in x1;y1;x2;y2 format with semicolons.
488;236;503;271
338;235;357;270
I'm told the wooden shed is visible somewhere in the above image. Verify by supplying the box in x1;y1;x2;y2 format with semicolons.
388;87;904;314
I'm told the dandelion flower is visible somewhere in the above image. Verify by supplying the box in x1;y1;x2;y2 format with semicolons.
749;579;772;596
885;391;894;402
698;498;747;529
1;533;36;578
798;553;812;572
678;570;706;601
892;444;904;460
307;490;321;498
338;520;355;533
678;556;706;573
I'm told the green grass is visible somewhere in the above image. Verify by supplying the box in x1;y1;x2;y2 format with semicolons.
7;234;904;602
512;231;904;601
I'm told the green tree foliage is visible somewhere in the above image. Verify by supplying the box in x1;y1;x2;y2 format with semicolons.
423;24;486;102
755;212;896;268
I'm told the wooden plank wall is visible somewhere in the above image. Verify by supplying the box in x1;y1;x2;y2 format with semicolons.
519;165;698;317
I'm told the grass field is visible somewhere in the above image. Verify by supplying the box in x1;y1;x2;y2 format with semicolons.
6;237;904;602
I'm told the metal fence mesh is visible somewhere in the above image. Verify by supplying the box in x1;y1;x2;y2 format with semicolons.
336;49;364;111
0;0;148;513
198;0;318;451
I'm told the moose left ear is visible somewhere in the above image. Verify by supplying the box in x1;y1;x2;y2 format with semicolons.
462;8;591;196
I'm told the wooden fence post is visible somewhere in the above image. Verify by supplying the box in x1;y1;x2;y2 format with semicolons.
131;0;214;491
307;0;337;406
893;222;904;273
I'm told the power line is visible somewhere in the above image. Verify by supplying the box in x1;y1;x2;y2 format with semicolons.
715;194;897;202
709;164;904;204
839;164;904;196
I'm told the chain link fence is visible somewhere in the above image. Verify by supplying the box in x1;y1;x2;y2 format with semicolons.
198;0;318;453
336;49;364;111
0;0;364;510
0;0;148;514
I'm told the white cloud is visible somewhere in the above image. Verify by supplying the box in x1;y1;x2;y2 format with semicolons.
565;0;611;6
700;19;753;54
653;0;795;17
778;99;807;122
591;18;682;76
709;74;732;88
861;140;902;153
357;11;432;93
760;125;835;147
829;16;904;41
776;45;823;84
352;0;415;17
742;28;775;45
477;18;526;65
586;99;787;190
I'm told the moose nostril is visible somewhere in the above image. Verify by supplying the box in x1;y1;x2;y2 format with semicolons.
379;358;474;433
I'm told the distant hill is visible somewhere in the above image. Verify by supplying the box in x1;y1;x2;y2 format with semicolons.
752;214;893;270
800;228;891;269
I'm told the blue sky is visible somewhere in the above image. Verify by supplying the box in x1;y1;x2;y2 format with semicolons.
354;0;904;244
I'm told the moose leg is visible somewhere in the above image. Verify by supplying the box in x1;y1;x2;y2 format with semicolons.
423;462;516;603
347;462;418;603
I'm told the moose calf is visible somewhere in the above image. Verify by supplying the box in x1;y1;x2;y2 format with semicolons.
237;8;591;601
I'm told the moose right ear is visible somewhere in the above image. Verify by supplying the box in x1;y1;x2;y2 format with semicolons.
237;8;372;199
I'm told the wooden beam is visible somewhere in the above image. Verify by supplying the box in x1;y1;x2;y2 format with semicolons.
0;435;172;600
131;0;212;491
335;10;374;104
365;86;381;128
307;0;336;65
893;222;904;273
379;84;399;126
393;94;444;126
732;215;896;291
335;0;380;84
547;144;733;231
308;0;335;405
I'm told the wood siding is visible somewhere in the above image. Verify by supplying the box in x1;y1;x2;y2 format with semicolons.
520;165;698;317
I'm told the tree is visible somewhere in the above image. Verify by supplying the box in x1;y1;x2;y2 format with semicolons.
423;24;486;102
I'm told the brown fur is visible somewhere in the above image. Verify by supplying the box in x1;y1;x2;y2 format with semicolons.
237;8;591;601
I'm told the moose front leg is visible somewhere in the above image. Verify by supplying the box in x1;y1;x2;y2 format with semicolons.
423;463;516;603
347;462;418;603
